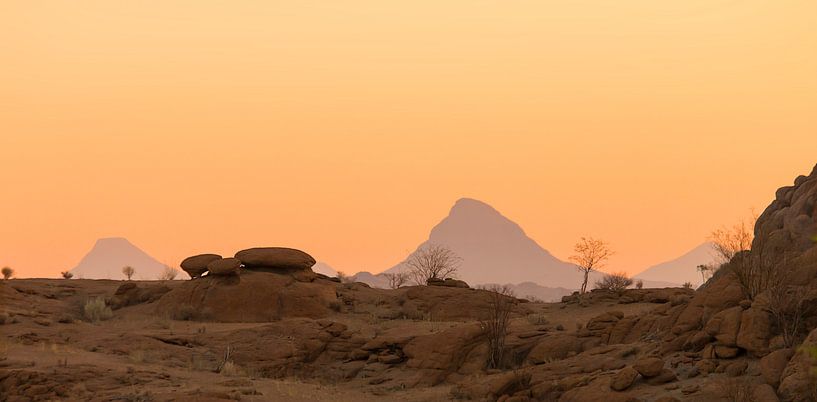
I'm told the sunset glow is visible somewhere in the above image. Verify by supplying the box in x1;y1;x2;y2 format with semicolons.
2;1;816;278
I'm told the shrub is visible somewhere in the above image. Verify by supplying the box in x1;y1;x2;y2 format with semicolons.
634;279;644;289
122;266;135;280
682;282;693;289
60;271;74;279
159;266;179;281
1;267;13;280
766;272;816;348
83;297;113;323
594;272;633;292
480;285;515;369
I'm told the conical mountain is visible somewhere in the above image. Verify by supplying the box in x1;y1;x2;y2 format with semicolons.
634;242;717;287
385;198;581;288
69;237;170;280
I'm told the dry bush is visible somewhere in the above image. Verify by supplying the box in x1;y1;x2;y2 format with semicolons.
634;279;643;289
569;237;614;294
594;271;632;292
766;271;816;347
60;271;73;279
480;285;515;369
719;377;754;402
122;266;135;280
404;244;461;285
383;272;408;289
83;297;113;323
158;266;178;281
336;271;348;283
1;267;13;280
682;281;693;289
711;216;755;264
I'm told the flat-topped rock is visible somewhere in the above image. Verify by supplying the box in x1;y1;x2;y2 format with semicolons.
207;258;241;275
235;247;316;270
180;254;221;278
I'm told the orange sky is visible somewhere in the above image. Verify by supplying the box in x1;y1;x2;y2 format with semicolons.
1;1;816;278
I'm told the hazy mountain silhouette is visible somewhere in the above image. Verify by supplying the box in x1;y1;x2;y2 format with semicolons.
312;261;338;277
634;242;717;287
69;237;170;280
379;198;603;288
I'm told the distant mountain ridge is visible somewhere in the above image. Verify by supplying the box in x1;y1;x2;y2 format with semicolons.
69;237;170;280
634;242;717;287
355;198;675;291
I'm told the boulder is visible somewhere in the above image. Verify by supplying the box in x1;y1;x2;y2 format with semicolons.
632;357;664;378
527;334;586;364
736;307;771;356
108;282;171;309
725;360;748;377
235;247;316;270
704;306;742;346
761;348;794;388
153;270;337;322
779;328;817;402
437;278;469;288
752;383;780;402
610;366;639;391
714;345;740;359
180;253;221;278
207;258;241;275
644;369;677;385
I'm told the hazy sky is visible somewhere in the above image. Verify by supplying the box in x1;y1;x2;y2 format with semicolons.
2;1;816;278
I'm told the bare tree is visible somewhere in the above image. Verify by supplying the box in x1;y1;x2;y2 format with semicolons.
569;237;614;294
480;285;515;369
1;267;13;280
594;271;632;293
383;272;408;289
159;266;179;281
710;215;755;264
122;266;135;280
765;269;816;347
697;264;714;283
404;244;461;285
61;271;74;279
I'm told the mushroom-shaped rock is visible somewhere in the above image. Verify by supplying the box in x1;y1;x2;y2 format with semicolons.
234;247;316;270
180;254;221;278
207;258;241;275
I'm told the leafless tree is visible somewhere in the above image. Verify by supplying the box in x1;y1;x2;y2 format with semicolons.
1;267;13;280
569;237;614;294
480;285;515;369
697;264;714;283
122;266;135;280
404;244;461;285
765;268;816;347
383;272;408;289
594;271;632;293
710;215;755;264
61;271;74;279
159;266;179;281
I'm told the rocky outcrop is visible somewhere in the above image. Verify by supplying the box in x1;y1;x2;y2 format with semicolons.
206;257;241;276
180;254;221;278
234;247;316;270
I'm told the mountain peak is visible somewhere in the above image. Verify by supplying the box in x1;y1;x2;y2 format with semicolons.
70;237;169;280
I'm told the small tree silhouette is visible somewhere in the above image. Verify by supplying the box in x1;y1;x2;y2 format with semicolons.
122;266;135;280
569;237;614;294
1;267;13;280
61;271;74;279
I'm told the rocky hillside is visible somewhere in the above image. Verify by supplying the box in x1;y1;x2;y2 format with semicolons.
2;164;816;402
